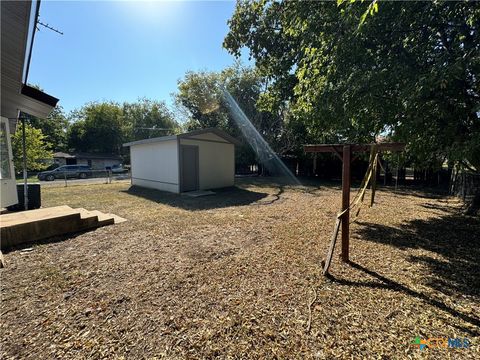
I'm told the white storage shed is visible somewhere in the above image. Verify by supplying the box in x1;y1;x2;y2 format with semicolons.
123;128;241;193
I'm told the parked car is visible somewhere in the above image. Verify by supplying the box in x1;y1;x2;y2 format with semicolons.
108;164;128;174
37;165;92;181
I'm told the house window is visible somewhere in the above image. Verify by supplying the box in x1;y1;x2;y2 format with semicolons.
0;122;11;179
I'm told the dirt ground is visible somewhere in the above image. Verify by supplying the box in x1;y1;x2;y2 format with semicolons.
1;179;479;359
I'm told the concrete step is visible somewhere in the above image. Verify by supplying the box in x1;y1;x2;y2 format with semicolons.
75;208;102;229
102;212;127;224
80;209;115;227
1;212;83;249
0;205;76;227
0;206;126;250
77;208;126;225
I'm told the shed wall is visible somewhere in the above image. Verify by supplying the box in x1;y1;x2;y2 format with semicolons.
130;140;179;193
180;138;234;190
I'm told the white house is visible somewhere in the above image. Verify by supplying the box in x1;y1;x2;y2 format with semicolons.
1;0;59;208
53;152;122;170
123;128;241;193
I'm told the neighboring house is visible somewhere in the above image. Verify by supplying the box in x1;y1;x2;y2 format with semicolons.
53;152;122;170
1;0;59;208
123;128;241;193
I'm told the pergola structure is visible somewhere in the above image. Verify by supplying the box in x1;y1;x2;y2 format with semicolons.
304;143;405;274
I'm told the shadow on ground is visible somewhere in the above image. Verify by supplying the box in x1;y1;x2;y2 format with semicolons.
327;261;480;336
123;185;270;210
323;186;480;335
354;211;480;299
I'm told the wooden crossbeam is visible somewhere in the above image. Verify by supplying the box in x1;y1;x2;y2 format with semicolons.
304;142;405;153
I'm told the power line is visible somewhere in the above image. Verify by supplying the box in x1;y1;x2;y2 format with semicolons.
135;127;172;131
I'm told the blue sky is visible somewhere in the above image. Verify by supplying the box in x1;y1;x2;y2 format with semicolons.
28;1;247;114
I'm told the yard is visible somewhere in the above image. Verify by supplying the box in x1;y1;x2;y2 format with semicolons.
1;179;479;358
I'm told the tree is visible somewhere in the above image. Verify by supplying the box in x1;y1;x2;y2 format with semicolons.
12;123;53;171
175;70;230;131
25;106;69;152
66;99;180;157
67;102;124;154
224;1;480;171
66;119;87;154
175;63;307;164
123;98;180;142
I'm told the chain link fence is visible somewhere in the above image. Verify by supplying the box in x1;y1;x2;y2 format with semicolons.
27;169;132;187
59;169;131;186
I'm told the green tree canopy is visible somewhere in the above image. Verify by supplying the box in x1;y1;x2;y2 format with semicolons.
224;1;480;170
12;123;53;171
175;63;306;160
66;99;180;155
67;102;124;154
24;106;69;152
123;98;180;142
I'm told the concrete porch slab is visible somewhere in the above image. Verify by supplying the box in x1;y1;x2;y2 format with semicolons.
182;190;216;197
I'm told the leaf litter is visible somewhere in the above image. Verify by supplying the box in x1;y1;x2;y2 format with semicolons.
1;179;478;359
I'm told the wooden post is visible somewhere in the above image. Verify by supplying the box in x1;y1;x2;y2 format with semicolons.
322;217;342;275
395;154;399;191
303;142;405;272
383;160;387;186
341;145;351;262
370;154;377;207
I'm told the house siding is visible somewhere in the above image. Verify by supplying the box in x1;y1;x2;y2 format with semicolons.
76;159;121;170
54;156;121;170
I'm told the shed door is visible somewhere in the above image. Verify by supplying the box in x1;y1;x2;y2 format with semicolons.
180;145;199;192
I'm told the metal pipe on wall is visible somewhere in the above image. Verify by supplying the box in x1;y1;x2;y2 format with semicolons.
22;117;28;210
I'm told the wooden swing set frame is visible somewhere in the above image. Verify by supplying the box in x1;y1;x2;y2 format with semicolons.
304;142;405;275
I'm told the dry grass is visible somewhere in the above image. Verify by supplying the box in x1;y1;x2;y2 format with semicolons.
1;179;479;359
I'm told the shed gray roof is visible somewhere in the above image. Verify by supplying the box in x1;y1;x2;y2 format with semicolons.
123;128;242;147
